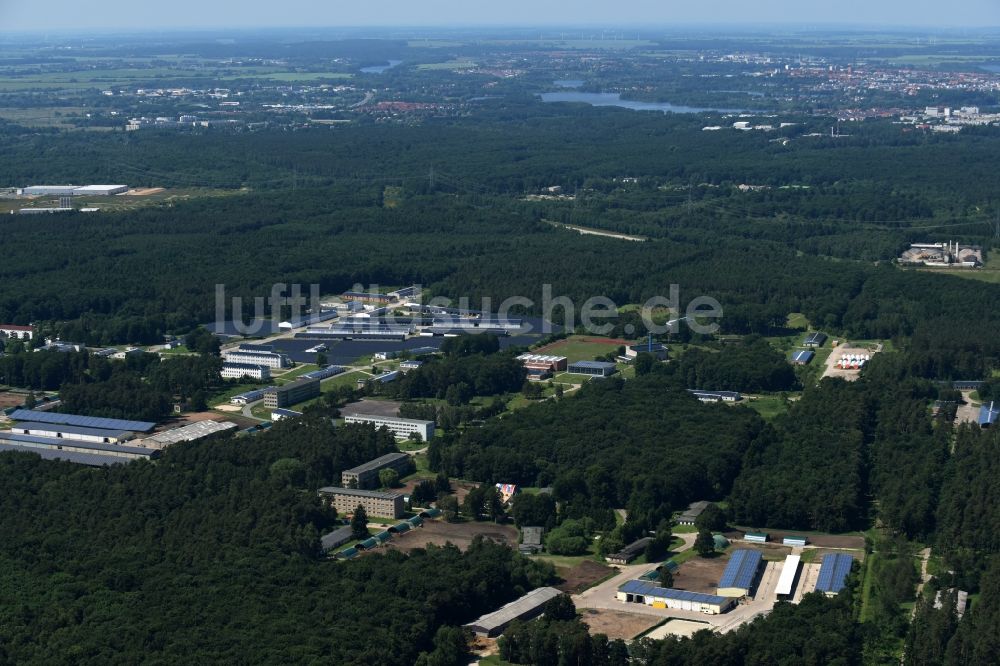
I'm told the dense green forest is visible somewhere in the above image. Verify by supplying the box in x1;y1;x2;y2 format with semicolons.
0;413;556;664
432;374;763;532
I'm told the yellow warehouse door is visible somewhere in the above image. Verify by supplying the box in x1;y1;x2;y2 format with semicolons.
652;601;667;609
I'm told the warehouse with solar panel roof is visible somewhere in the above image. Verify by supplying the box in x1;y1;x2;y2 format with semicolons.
717;549;764;597
815;553;855;596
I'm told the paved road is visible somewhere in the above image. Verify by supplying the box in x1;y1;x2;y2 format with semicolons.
573;531;788;637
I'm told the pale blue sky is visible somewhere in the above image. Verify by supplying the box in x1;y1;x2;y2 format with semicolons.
2;0;999;31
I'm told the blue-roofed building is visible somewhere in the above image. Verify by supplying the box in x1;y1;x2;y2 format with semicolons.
567;360;617;377
0;442;130;467
8;409;156;433
717;549;763;597
815;553;855;595
271;408;303;422
979;401;999;428
791;350;815;365
803;332;828;347
0;431;159;462
301;365;345;381
617;580;735;614
625;342;668;360
230;388;269;405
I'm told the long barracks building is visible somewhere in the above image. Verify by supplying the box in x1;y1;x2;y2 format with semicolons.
317;487;405;519
340;452;412;489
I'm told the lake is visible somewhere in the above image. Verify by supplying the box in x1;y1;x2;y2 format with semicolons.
539;91;742;114
553;79;584;88
361;60;402;74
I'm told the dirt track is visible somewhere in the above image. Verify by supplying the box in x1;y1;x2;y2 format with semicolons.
578;608;661;640
382;519;518;552
556;560;615;594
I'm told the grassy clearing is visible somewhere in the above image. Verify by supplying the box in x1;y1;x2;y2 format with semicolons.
745;395;792;421
320;370;368;392
273;363;318;384
208;383;265;407
859;553;879;623
918;251;1000;284
786;312;810;329
157;345;194;355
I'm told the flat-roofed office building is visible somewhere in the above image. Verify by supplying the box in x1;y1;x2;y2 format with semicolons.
263;377;320;408
343;414;434;441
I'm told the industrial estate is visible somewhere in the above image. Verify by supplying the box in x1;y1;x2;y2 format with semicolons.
0;21;998;666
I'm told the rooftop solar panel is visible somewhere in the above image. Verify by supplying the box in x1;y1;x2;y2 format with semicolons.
718;549;763;590
815;553;855;593
0;432;156;456
618;580;729;605
9;409;156;433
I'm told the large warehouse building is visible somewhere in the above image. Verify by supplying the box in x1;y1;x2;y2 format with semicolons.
677;500;711;526
1;410;158;466
11;421;132;444
20;185;128;196
567;360;617;377
341;452;412;489
464;587;563;637
775;554;801;599
317;487;405;519
8;409;156;433
617;581;735;615
717;549;763;597
0;431;157;463
343;414;435;441
815;553;855;596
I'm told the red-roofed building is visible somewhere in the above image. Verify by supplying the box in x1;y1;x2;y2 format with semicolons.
0;324;34;340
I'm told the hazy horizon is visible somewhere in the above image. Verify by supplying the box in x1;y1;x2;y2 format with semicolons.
2;0;1000;33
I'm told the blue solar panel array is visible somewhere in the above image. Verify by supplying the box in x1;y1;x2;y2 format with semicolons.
979;401;999;427
619;580;729;605
815;553;854;593
9;409;156;433
0;432;156;456
718;549;763;590
0;442;126;467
